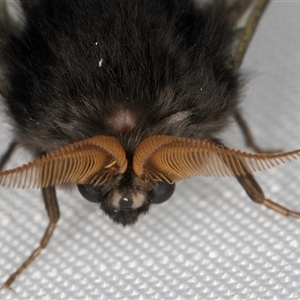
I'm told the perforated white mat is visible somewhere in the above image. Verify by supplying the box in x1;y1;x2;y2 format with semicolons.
1;2;300;299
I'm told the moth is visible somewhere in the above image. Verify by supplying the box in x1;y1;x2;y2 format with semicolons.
0;0;299;290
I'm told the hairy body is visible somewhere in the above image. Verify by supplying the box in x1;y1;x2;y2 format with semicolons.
2;0;239;156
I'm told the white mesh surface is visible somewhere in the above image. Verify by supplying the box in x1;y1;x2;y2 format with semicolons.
1;2;300;299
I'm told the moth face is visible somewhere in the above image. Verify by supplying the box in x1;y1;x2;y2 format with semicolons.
77;171;175;226
1;135;289;227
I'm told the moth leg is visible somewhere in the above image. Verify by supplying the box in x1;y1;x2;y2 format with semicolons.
1;186;60;290
233;0;270;69
234;110;279;153
231;0;275;153
213;0;253;20
217;141;300;218
235;171;300;219
226;0;254;29
0;140;18;170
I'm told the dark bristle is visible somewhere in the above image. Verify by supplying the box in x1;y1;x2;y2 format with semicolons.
2;0;240;155
101;202;150;227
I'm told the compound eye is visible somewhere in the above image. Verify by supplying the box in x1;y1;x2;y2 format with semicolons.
77;184;105;203
151;181;175;204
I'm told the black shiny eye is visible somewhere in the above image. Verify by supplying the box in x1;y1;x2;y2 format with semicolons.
77;184;105;203
150;181;175;204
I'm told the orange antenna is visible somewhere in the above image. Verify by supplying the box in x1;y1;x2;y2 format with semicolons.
133;135;300;183
0;136;127;188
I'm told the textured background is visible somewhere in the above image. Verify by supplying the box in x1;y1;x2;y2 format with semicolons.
1;1;300;299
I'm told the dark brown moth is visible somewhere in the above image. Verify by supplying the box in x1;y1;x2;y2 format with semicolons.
0;0;299;290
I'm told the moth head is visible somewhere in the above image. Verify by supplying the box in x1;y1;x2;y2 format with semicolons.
77;178;175;226
75;137;176;225
0;135;299;226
